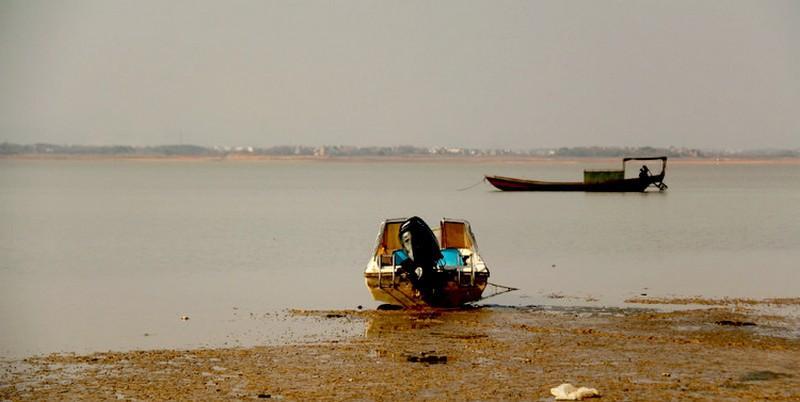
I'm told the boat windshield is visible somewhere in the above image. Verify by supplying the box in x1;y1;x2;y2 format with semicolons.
440;220;473;249
377;221;403;256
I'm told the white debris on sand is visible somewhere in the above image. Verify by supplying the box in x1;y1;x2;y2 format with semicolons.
550;383;600;400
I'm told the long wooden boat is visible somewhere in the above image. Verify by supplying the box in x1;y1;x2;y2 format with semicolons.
486;156;668;192
364;217;490;308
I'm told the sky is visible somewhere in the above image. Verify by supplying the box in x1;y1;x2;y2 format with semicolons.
1;0;798;150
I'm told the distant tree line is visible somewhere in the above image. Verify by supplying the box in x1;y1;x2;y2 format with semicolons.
1;142;797;158
551;146;703;158
0;143;217;156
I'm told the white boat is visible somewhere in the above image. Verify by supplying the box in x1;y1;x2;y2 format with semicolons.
364;217;490;308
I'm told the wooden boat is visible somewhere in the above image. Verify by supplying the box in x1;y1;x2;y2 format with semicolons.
486;156;668;192
364;217;490;308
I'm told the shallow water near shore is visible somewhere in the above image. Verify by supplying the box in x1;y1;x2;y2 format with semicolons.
1;159;798;357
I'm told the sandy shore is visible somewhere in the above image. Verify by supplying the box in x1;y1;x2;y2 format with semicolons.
2;306;798;401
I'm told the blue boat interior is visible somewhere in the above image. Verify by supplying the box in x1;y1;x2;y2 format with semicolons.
392;249;408;264
392;248;465;267
439;248;465;266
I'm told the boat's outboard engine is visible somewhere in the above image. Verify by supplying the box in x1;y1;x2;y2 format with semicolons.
398;216;443;299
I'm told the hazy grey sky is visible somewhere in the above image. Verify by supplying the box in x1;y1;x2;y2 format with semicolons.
1;1;798;149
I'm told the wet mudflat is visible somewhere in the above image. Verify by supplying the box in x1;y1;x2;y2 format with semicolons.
2;306;798;401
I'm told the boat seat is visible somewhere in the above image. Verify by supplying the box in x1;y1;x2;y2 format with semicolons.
390;249;465;267
379;254;394;266
439;248;465;267
392;249;409;265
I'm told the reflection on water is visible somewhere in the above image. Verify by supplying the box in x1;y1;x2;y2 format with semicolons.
1;160;798;357
363;308;492;339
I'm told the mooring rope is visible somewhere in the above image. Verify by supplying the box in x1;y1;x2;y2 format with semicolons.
481;282;519;300
457;176;486;191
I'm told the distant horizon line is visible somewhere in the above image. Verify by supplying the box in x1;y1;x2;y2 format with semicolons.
2;142;799;159
2;141;799;152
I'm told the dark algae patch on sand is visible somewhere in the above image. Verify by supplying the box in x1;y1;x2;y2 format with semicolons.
2;307;799;400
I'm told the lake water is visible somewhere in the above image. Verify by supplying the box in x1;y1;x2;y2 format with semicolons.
1;159;798;357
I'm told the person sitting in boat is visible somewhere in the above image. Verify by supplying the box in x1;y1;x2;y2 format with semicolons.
639;165;651;180
397;216;443;301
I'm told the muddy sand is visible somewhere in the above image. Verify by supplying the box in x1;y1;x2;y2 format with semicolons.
1;306;798;401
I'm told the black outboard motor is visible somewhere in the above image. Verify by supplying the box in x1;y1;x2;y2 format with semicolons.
398;216;443;300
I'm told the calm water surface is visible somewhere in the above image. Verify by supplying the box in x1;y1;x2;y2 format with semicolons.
1;159;798;357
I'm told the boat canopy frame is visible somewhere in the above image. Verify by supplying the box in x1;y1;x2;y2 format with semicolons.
622;156;667;176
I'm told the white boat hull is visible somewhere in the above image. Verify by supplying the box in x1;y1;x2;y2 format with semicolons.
364;269;488;308
364;217;490;308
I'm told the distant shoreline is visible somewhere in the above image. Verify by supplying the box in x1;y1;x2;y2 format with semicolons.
2;154;799;164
